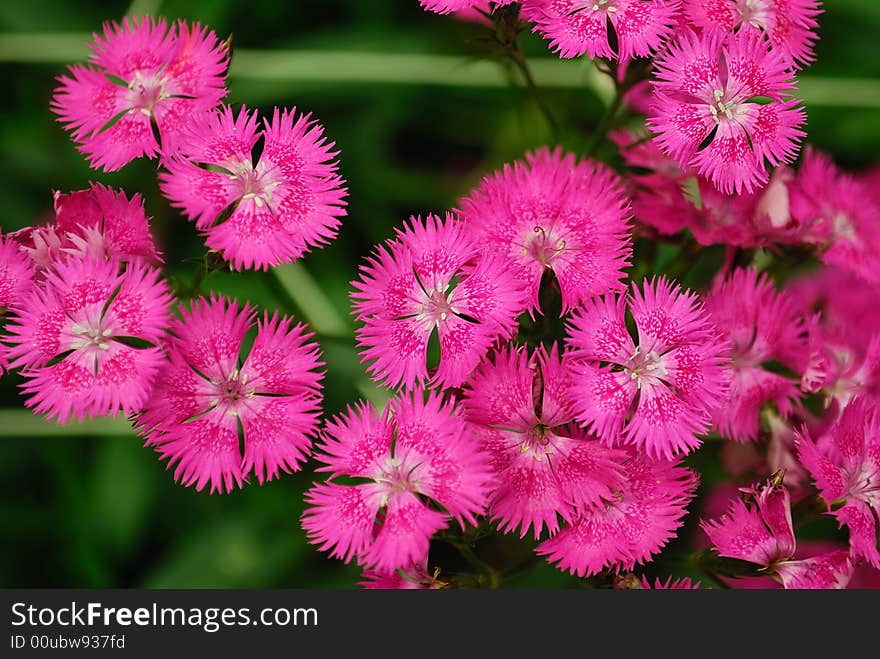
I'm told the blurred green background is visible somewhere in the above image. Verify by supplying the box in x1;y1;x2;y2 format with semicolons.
1;0;878;588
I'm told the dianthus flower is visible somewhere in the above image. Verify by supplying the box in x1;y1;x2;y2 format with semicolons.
612;129;700;237
705;268;806;441
787;266;880;354
701;474;854;588
12;184;161;270
702;474;796;566
774;551;852;589
5;255;171;422
458;147;631;314
351;214;527;389
302;392;492;572
537;450;698;576
0;233;36;373
649;29;805;194
683;0;822;69
566;277;730;459
614;130;807;247
51;17;228;171
359;561;444;589
789;148;880;286
462;344;626;538
159;105;347;270
137;296;323;493
522;0;681;60
786;268;880;406
796;397;880;567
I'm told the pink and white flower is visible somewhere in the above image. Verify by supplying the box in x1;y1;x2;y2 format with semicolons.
684;0;823;69
522;0;682;60
159;105;348;270
705;268;807;441
51;17;229;171
0;232;36;373
701;474;796;566
789;148;880;286
774;551;853;589
5;255;171;422
359;561;443;589
796;396;880;567
648;28;805;194
351;214;527;390
302;391;493;571
12;184;161;269
566;277;730;459
459;147;632;314
537;450;698;576
463;344;626;538
702;474;854;588
137;295;324;493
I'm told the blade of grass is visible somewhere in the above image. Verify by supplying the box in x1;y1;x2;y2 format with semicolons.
0;35;877;107
272;262;349;338
0;409;131;437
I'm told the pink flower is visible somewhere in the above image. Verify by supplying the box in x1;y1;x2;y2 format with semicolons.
159;105;348;270
684;0;822;69
701;475;796;566
702;474;855;588
359;561;443;589
302;391;492;572
648;29;805;194
640;575;701;589
787;266;880;355
51;184;161;265
0;233;35;313
775;551;853;589
0;232;36;373
537;451;698;577
462;344;626;538
789;148;880;286
796;396;880;567
458;147;632;314
351;214;527;390
5;255;171;423
686;166;804;246
566;277;730;459
12;185;161;269
11;185;160;270
806;324;880;410
613;129;699;237
51;17;228;171
137;296;323;493
705;268;807;441
616;128;819;248
522;0;681;60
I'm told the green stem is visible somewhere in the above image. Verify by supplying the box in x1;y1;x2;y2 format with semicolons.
509;45;560;138
451;541;501;588
584;85;622;155
490;6;560;138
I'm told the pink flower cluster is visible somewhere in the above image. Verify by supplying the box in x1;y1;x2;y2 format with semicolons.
50;16;347;270
306;145;720;581
423;1;821;195
3;16;346;493
6;2;878;590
